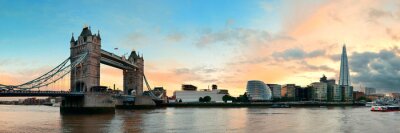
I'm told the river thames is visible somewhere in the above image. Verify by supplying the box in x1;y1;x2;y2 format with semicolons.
0;105;399;133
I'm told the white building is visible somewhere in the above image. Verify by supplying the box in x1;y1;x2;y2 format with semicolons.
174;89;228;103
311;82;327;101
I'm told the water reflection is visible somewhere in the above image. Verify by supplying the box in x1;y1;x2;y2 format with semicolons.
61;113;115;132
1;105;400;133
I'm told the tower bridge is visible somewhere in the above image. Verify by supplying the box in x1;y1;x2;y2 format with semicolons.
0;26;161;113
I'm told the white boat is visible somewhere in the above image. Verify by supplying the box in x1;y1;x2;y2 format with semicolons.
365;102;374;107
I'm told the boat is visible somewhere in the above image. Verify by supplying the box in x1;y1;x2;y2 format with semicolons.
370;105;400;112
365;102;374;107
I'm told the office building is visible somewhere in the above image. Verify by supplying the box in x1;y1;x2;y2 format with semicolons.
364;87;376;95
295;86;311;101
338;44;353;102
332;84;342;101
281;84;296;100
339;45;350;86
320;75;336;101
267;84;281;99
342;85;353;101
311;82;328;101
246;80;272;101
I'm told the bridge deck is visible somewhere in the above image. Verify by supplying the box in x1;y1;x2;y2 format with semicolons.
100;49;137;69
0;91;84;97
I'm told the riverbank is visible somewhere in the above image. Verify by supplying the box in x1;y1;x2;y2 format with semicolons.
161;102;365;108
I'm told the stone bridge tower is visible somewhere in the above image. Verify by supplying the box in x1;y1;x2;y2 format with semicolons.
70;26;101;92
123;51;144;96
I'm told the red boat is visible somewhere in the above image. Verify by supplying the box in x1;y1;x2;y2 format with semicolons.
371;105;400;112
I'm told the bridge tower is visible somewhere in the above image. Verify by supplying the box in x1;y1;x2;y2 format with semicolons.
123;51;144;96
70;26;101;92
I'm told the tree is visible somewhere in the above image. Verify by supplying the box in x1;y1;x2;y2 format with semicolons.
199;97;204;102
179;99;182;103
223;95;236;102
356;96;372;102
203;96;211;102
237;92;250;102
222;95;230;102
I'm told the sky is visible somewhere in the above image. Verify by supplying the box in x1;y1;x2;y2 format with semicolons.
1;0;400;96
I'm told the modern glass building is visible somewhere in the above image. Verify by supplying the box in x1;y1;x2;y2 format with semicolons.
339;45;350;86
339;45;353;101
246;80;272;101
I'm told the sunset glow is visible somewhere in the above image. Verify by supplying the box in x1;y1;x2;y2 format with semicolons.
1;0;400;96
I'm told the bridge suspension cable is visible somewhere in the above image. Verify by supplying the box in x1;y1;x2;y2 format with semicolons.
1;52;88;90
143;74;163;99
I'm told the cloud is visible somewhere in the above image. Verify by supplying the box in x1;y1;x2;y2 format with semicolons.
195;27;294;48
350;49;400;92
165;32;184;42
174;68;190;75
298;60;336;73
368;8;392;20
385;28;400;41
272;48;326;60
329;54;341;62
178;66;220;83
225;19;235;26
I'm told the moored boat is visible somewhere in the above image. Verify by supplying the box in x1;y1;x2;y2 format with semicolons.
365;102;374;107
371;105;400;112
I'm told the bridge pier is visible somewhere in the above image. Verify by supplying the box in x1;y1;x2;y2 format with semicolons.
61;93;115;114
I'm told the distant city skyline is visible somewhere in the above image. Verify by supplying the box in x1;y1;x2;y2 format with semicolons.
1;0;400;96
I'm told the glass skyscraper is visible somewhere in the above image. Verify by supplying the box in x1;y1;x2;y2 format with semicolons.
339;45;350;86
339;45;353;101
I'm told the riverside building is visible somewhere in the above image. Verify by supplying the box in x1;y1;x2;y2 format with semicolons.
332;84;342;101
246;80;272;101
281;84;296;100
267;84;281;99
339;45;353;101
311;82;328;101
174;84;229;102
364;87;376;95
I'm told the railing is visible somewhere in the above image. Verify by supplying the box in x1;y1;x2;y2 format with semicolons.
0;90;84;97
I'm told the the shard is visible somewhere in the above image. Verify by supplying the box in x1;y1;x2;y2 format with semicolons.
339;44;350;86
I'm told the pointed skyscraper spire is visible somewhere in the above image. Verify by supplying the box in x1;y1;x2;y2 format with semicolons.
339;44;350;86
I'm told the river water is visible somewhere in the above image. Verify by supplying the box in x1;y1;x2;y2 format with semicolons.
0;105;399;133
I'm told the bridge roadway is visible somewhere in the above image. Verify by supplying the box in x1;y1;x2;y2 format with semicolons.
0;91;84;97
100;49;137;70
